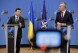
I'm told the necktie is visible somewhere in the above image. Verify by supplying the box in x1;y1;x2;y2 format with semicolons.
15;17;19;24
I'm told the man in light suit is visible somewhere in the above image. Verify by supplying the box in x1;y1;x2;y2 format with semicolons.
55;2;73;53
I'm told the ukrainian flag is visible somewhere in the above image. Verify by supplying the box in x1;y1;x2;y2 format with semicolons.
28;2;34;40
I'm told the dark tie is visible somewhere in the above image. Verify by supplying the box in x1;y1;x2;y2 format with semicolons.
15;17;19;24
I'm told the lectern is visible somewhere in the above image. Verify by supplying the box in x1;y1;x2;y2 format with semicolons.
56;25;72;53
3;24;18;53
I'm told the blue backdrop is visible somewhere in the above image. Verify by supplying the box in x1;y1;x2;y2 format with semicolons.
0;0;78;45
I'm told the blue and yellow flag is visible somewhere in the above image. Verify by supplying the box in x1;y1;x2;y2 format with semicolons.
28;2;34;40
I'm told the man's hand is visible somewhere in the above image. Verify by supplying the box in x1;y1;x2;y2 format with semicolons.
57;22;66;26
64;35;70;40
19;22;22;28
57;22;62;26
62;23;66;26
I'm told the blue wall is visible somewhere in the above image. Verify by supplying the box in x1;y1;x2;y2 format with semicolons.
0;0;78;45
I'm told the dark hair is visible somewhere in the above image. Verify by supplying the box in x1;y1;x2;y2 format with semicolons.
15;8;21;12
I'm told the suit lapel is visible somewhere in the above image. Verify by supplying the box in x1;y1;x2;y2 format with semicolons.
63;11;67;18
59;12;62;18
19;16;21;22
14;16;16;23
11;16;16;24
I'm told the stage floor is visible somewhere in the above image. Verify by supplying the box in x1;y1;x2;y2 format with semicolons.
0;47;78;53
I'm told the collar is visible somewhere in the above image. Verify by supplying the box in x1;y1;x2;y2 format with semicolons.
15;15;19;19
15;15;19;18
62;10;66;14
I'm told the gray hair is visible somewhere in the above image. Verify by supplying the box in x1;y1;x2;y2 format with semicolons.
60;2;67;8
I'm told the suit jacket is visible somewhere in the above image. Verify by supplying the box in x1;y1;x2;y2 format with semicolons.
55;11;74;25
7;16;25;38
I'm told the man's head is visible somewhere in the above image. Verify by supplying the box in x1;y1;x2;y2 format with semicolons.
15;8;21;16
59;2;66;11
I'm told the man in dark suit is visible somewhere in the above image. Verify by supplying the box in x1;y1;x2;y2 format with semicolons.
55;2;73;53
7;8;25;53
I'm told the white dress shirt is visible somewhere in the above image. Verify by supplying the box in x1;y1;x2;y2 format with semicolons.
61;10;66;17
15;15;19;22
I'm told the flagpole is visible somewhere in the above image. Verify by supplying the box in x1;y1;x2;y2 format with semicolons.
28;1;34;50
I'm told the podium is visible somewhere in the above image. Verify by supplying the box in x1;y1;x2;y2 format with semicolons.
3;24;18;53
56;25;72;53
